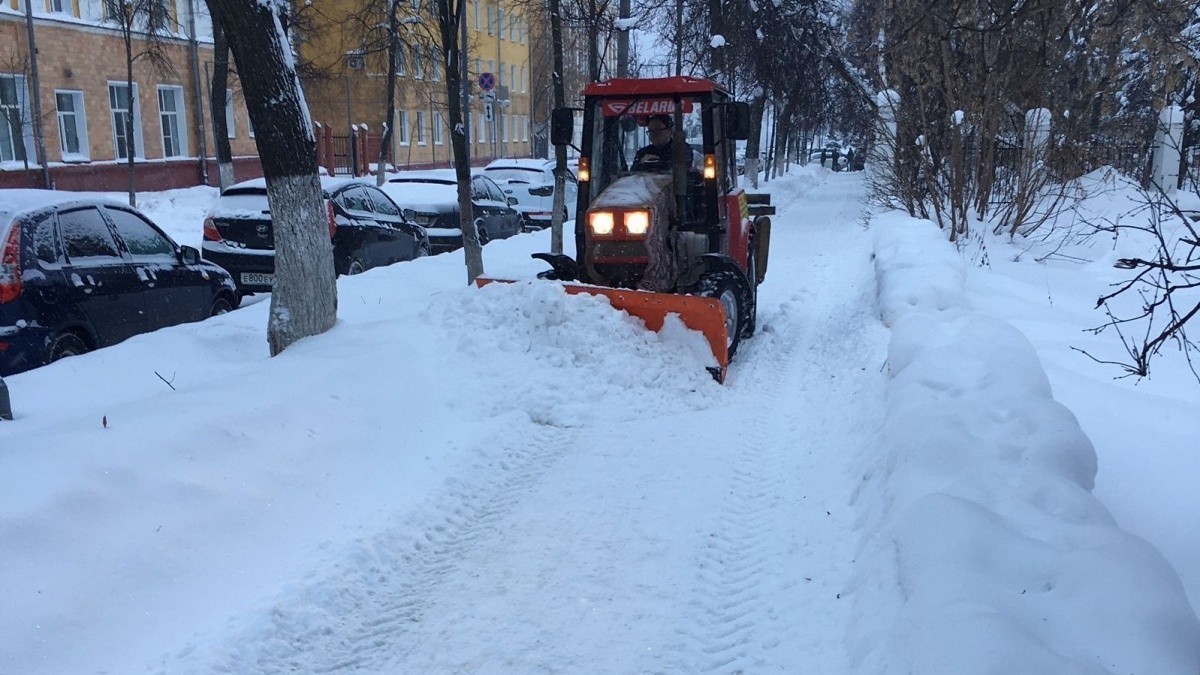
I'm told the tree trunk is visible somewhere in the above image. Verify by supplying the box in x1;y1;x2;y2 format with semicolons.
743;92;765;188
549;0;567;255
377;2;400;187
124;32;137;207
210;14;235;192
205;0;337;356
437;0;484;282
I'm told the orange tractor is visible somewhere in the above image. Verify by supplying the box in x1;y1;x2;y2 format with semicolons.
484;76;774;382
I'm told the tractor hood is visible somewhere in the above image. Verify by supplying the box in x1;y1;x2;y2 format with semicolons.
591;173;674;210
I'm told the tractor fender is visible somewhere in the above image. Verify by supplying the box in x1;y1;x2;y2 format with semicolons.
687;253;752;292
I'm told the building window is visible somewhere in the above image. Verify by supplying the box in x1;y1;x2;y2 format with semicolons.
108;81;143;160
411;45;425;79
49;0;70;14
157;85;187;158
473;0;480;30
0;74;32;164
497;8;504;40
486;4;493;35
55;90;89;161
397;110;410;145
395;48;407;77
433;112;444;145
478;114;487;143
501;113;508;142
430;48;441;82
416;110;426;145
510;65;516;90
225;89;236;138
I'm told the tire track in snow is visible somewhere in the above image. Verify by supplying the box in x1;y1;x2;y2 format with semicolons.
666;173;884;673
163;422;580;674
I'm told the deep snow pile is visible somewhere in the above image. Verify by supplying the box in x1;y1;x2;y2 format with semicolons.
854;210;1200;673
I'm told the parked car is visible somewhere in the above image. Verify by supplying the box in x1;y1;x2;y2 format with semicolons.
481;158;578;231
380;170;523;254
0;190;238;376
202;177;430;295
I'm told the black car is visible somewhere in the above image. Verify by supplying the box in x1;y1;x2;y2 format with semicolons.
201;177;430;294
379;170;523;254
0;190;239;376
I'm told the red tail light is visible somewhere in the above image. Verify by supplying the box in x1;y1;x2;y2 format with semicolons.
0;223;22;304
327;201;337;238
203;216;224;242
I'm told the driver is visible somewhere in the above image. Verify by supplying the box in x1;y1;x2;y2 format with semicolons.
632;114;692;172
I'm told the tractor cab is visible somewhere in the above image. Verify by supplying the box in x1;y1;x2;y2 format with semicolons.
512;76;774;382
547;77;758;293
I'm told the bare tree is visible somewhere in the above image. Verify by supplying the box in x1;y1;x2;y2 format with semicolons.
104;0;177;207
1078;188;1200;381
435;0;484;282
208;10;235;191
203;0;338;355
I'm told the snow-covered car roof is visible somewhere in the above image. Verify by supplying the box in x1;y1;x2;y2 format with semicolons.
483;158;555;172
385;169;459;185
380;173;460;212
221;175;372;197
1;189;131;225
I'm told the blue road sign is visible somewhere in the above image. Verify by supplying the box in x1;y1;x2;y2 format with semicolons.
478;72;496;92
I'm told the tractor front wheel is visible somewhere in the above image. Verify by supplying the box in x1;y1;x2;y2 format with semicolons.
696;269;753;359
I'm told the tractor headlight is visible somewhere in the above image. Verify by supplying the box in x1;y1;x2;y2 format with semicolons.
624;210;650;235
589;211;615;235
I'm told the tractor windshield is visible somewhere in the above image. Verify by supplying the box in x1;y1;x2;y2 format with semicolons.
584;96;703;201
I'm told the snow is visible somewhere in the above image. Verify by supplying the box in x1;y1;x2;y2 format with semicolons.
615;17;638;30
710;34;727;48
0;168;1198;673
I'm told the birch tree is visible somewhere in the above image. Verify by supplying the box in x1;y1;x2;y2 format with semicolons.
203;0;338;355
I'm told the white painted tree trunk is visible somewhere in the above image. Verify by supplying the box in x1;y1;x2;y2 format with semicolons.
266;174;337;356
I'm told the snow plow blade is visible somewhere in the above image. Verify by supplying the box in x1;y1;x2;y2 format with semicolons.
475;277;730;383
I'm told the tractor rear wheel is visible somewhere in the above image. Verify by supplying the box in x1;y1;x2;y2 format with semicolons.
743;246;759;338
696;269;753;359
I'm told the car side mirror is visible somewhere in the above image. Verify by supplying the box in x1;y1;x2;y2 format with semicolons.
179;245;200;265
507;196;518;206
725;102;751;140
551;108;574;147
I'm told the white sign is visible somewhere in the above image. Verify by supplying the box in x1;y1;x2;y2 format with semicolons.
484;103;494;122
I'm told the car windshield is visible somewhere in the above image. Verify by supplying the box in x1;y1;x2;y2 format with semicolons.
484;168;547;184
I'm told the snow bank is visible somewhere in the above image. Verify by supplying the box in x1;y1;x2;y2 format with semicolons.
850;212;1200;674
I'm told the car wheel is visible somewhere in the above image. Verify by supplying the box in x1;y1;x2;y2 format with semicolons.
347;258;366;275
417;242;431;257
210;295;234;317
47;332;89;363
476;219;490;245
696;269;752;360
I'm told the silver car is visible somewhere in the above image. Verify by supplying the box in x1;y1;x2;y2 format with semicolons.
481;158;578;232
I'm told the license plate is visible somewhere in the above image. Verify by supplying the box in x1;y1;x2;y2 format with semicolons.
241;272;274;286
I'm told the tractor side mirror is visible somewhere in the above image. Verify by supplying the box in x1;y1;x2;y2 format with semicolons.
726;102;751;140
619;114;638;133
551;108;575;147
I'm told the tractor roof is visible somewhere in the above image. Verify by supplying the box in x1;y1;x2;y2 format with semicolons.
582;76;728;98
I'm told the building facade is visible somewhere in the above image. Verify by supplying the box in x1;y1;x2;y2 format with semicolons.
0;0;260;191
295;0;536;171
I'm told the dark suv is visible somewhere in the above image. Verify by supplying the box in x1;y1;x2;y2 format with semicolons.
202;177;430;295
0;190;238;376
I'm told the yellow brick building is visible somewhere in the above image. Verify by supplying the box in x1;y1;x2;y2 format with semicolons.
296;0;535;169
0;0;259;190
